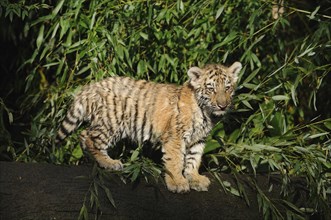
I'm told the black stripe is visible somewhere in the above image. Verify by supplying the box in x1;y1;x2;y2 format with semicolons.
141;111;147;143
129;99;136;140
109;80;119;127
188;151;199;155
175;87;183;134
190;139;205;148
127;81;137;139
122;96;128;122
133;98;139;141
209;72;216;79
123;79;135;126
201;109;209;124
121;79;128;122
64;114;77;126
144;83;158;140
59;124;70;137
68;107;80;120
136;82;149;143
98;128;109;139
144;113;152;141
186;156;196;161
78;100;84;116
89;130;108;146
112;95;119;126
103;109;111;131
85;96;91;118
191;122;196;137
90;135;108;146
107;99;118;130
149;124;154;140
116;96;124;125
186;161;194;169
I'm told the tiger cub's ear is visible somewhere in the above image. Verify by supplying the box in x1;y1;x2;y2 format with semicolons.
228;62;242;83
188;66;203;88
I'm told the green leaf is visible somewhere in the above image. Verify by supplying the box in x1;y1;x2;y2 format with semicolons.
36;25;44;50
209;154;219;165
272;95;289;101
177;0;184;12
59;18;70;40
242;83;259;90
244;144;282;152
324;121;331;130
71;145;83;159
308;6;320;19
131;167;140;182
309;132;329;139
290;85;297;106
139;32;148;40
78;204;88;220
264;84;282;94
215;5;225;20
282;200;304;216
8;112;13;124
51;22;60;39
242;100;253;110
212;32;237;51
294;146;310;153
131;148;140;161
76;65;91;75
243;68;260;84
52;0;64;17
204;140;221;154
103;186;116;208
90;11;96;30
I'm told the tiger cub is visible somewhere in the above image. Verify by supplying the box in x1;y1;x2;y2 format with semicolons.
56;62;242;193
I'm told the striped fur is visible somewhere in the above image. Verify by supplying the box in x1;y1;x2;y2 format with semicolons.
56;62;242;193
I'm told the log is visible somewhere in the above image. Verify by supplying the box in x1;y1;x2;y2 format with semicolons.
0;161;304;220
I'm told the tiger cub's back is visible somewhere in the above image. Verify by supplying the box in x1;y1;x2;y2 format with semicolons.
57;76;194;144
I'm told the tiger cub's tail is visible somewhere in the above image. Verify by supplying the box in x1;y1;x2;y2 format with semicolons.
55;101;84;144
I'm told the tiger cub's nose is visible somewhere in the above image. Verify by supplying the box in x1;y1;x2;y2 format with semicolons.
217;104;228;110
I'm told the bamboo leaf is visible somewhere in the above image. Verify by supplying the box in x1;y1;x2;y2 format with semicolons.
36;25;44;50
139;32;148;40
309;132;329;139
52;0;64;17
272;95;289;101
131;148;140;161
78;204;88;220
103;186;116;208
89;11;96;30
215;5;225;20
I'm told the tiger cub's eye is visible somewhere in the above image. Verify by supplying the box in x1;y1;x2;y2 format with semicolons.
206;83;214;93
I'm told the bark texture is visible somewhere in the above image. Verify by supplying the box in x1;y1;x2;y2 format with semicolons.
0;161;306;220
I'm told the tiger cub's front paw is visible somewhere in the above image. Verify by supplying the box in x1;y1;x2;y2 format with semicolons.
187;174;211;191
97;158;124;171
165;174;190;193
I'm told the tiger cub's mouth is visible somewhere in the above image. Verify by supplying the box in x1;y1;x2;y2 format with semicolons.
211;105;229;116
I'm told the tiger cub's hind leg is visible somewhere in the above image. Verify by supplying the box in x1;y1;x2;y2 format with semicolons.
80;129;123;171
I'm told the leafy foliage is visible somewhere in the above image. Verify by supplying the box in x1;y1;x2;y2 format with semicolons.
1;0;330;219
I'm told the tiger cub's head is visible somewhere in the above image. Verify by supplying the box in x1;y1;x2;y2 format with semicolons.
188;62;242;116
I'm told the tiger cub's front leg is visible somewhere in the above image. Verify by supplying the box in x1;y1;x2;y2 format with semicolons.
184;142;210;191
162;140;190;193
